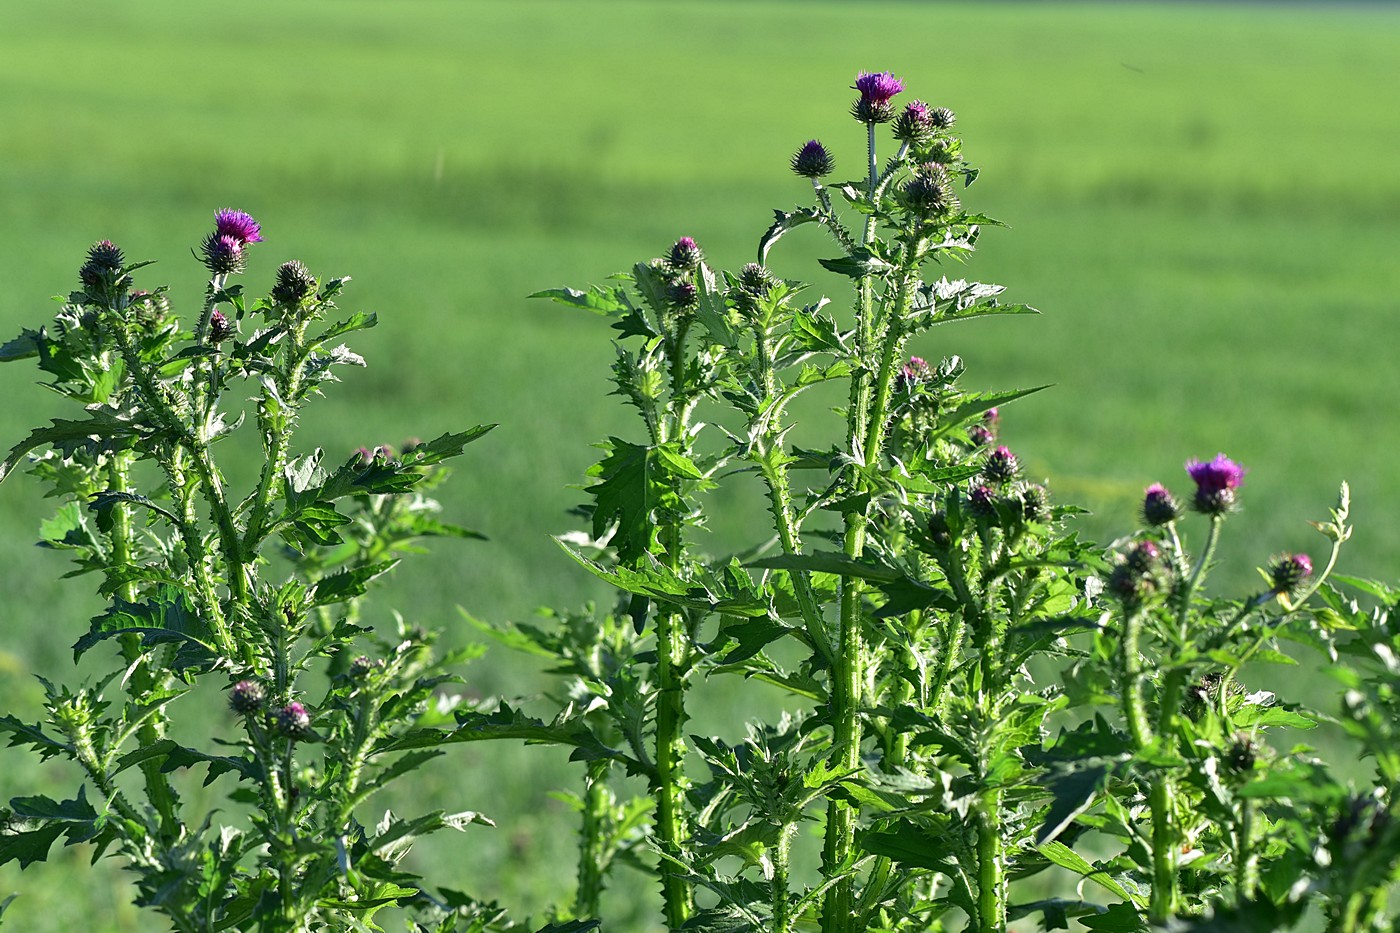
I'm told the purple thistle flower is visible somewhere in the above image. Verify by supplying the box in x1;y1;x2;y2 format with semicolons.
852;71;905;124
1269;553;1313;594
228;680;266;715
893;100;935;144
214;208;263;245
1142;483;1180;526
984;446;1019;484
668;280;698;309
968;484;998;519
791;139;834;178
668;236;703;270
895;355;930;394
200;233;245;275
276;701;312;740
208;309;234;343
1187;454;1246;515
967;424;994;448
854;71;905;105
983;408;1000;426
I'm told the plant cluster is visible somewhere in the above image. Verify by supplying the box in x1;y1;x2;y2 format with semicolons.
2;73;1399;933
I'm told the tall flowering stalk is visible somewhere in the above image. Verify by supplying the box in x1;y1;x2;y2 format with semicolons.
0;213;511;931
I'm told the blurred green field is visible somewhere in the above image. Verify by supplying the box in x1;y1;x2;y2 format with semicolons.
1;1;1398;929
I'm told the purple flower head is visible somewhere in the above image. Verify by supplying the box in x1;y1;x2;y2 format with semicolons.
968;484;998;519
200;233;245;275
228;680;266;715
967;424;994;448
214;209;263;245
668;280;698;309
1269;553;1313;594
276;701;312;740
902;356;929;380
984;446;1019;484
1142;483;1180;526
668;236;703;270
983;408;1000;426
1126;539;1161;574
208;309;234;343
854;71;905;105
1187;454;1246;515
791;139;834;178
893;100;935;143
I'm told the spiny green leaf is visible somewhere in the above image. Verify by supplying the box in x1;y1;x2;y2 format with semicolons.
0;409;145;484
758;207;820;264
309;560;399;608
73;585;215;671
529;285;632;316
1036;841;1145;907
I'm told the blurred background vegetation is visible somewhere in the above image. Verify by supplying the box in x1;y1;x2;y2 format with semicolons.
1;1;1397;929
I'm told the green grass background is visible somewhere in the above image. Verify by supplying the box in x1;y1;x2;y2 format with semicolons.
1;1;1397;929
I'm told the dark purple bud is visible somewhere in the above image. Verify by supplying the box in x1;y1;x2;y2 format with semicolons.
668;280;698;309
355;446;373;464
895;355;930;394
271;260;315;306
229;680;266;715
276;701;312;740
667;236;703;270
214;208;263;245
968;484;998;519
967;425;994;448
737;262;775;298
79;240;126;296
893;100;935;144
1269;553;1313;594
348;655;378;680
983;446;1019;484
983;408;1000;426
791;139;834;178
1187;454;1245;515
1125;539;1161;574
1142;483;1180;526
208;310;234;343
200;233;245;275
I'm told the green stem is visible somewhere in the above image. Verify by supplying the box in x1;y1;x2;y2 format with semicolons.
244;327;306;555
1235;797;1256;905
1149;777;1178;924
575;760;609;919
772;822;797;933
1120;608;1153;750
977;784;1007;933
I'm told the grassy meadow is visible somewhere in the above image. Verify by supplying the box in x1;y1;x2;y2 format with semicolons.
1;1;1398;928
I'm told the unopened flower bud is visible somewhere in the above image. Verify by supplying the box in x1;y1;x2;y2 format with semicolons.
1142;483;1180;526
1269;553;1313;594
895;355;930;394
893;100;935;144
79;240;127;298
791;139;834;178
349;655;377;680
922;138;958;165
902;163;958;217
271;260;316;306
968;484;998;520
928;107;956;130
128;290;171;329
668;280;698;309
200;233;245;275
229;680;266;715
983;446;1019;484
1019;484;1050;523
1125;540;1161;574
967;425;994;448
667;236;703;271
208;310;234;343
276;701;312;740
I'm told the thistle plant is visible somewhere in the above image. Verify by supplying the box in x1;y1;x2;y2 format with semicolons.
0;213;544;932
